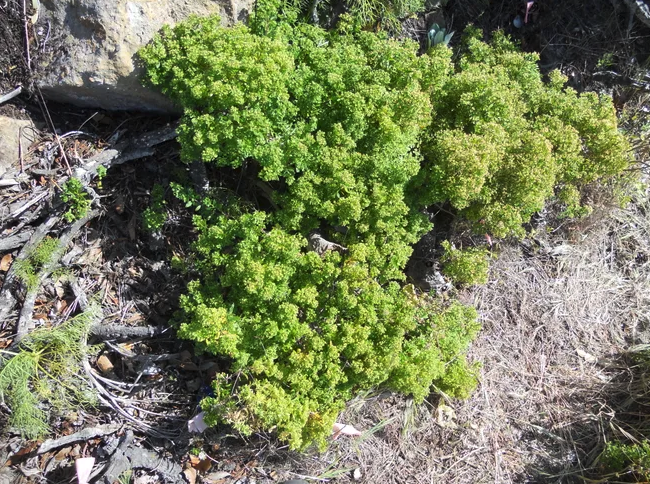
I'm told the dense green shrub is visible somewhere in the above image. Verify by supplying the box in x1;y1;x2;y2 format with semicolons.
414;28;630;237
250;0;425;33
141;14;452;279
179;208;480;449
140;14;630;449
142;183;168;233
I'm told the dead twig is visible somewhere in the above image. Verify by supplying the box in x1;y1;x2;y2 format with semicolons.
21;0;30;72
88;323;167;341
0;86;22;105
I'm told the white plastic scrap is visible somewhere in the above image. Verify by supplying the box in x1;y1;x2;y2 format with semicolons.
188;412;209;433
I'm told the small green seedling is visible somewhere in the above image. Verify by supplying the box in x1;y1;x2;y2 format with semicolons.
61;178;91;222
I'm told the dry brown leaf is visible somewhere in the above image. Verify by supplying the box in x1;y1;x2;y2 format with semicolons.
203;471;231;482
96;355;114;374
5;442;38;466
0;254;12;272
54;447;71;461
114;194;125;214
189;454;211;473
183;467;197;484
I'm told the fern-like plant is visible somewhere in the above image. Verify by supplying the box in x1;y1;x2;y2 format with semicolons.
0;304;99;439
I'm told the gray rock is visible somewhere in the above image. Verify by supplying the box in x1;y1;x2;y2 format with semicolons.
37;0;254;113
0;115;36;178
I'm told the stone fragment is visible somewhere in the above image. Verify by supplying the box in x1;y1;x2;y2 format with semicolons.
37;0;254;112
0;115;35;178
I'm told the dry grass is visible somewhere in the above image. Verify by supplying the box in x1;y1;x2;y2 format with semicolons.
279;186;650;483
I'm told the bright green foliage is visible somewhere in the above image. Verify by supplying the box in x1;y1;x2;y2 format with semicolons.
0;305;99;439
416;29;630;237
598;441;650;481
140;15;451;278
96;165;107;179
440;241;489;286
61;178;91;223
180;209;480;449
96;165;107;190
140;15;630;450
142;184;168;233
13;237;61;291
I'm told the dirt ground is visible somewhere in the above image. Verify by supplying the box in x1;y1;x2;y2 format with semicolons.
1;0;650;483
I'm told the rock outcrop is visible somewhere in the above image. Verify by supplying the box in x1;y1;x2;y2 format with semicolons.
0;115;36;178
37;0;254;113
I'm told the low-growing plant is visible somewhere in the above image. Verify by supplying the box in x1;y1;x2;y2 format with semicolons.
140;13;630;450
13;237;62;291
597;441;650;481
96;165;107;190
142;183;168;233
179;208;480;449
440;241;489;286
60;178;91;223
414;28;631;237
346;0;425;30
0;305;100;439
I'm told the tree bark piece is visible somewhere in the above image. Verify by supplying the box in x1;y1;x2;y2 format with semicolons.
0;86;22;105
37;424;122;454
100;430;185;484
89;323;166;341
0;229;33;252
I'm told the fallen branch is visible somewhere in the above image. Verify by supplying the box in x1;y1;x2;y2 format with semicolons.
37;424;121;455
88;324;167;341
74;122;179;185
0;86;22;105
0;228;33;252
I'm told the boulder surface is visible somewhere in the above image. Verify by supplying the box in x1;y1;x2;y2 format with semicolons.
0;115;35;178
37;0;254;113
